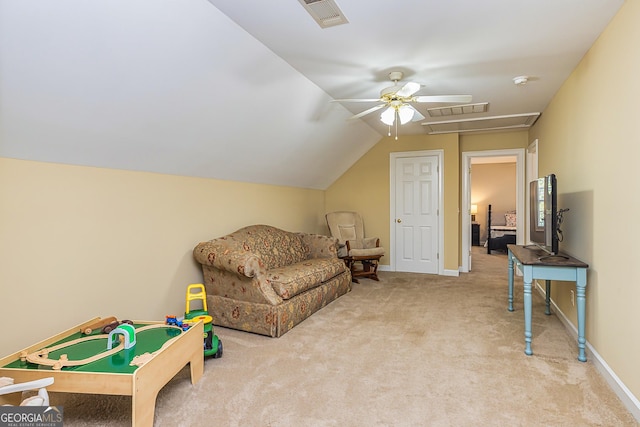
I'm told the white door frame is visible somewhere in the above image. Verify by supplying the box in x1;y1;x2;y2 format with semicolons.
390;150;444;275
526;139;539;243
461;148;526;273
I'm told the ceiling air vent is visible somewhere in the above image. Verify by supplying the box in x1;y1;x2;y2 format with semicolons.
422;112;541;134
299;0;349;28
427;102;489;118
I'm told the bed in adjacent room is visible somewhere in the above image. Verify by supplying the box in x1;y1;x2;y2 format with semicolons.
485;204;516;253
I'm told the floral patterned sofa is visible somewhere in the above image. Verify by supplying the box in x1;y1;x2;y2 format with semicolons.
193;225;352;337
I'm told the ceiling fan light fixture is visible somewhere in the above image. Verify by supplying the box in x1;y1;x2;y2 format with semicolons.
380;107;396;126
333;70;473;139
398;105;414;124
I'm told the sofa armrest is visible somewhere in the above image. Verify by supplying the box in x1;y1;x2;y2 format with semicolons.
193;240;264;278
298;233;339;259
194;240;284;305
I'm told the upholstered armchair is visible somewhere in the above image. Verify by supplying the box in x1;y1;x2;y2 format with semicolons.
325;211;385;282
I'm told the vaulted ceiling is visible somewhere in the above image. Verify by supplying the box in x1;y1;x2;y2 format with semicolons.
0;0;624;189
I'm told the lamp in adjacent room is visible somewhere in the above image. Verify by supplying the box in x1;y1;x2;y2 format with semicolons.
470;204;478;222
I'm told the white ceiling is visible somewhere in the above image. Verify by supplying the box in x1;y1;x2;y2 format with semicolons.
209;0;624;135
0;0;624;189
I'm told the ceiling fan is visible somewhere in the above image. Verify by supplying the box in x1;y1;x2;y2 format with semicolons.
333;71;472;138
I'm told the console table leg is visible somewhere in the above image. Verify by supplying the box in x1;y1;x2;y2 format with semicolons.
545;280;552;315
523;267;533;356
507;250;515;312
576;269;588;362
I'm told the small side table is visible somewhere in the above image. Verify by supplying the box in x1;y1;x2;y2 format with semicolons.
471;223;480;246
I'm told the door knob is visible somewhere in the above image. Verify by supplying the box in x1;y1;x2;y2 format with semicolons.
396;219;402;223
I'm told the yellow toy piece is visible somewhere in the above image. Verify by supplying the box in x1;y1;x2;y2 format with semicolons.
186;283;208;314
185;314;213;325
184;283;222;358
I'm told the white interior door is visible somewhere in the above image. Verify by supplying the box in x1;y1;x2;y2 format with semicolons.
393;154;439;274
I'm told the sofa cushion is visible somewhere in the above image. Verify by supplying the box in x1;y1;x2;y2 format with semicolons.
268;258;347;300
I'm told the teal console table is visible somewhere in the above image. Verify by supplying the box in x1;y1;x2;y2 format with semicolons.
507;244;589;362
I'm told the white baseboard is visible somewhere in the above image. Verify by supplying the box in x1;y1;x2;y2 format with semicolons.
377;265;459;277
535;282;640;422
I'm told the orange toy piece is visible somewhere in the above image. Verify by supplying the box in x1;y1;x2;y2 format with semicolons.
80;316;118;335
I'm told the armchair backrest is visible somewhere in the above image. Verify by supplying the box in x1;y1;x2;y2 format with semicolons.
326;211;365;243
325;212;366;258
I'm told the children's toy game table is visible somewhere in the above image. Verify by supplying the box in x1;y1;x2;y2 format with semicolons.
0;317;204;426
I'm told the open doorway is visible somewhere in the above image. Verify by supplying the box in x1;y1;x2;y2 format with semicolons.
461;149;525;272
472;158;517;251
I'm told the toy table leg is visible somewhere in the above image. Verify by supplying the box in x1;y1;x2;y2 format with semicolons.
132;387;158;427
130;321;205;426
190;353;204;385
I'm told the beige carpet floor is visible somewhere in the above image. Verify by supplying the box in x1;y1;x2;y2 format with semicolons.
51;248;638;426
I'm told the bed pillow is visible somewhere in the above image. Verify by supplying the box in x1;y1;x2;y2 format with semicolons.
505;211;517;227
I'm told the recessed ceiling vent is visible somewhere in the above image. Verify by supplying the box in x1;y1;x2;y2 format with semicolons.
423;112;540;134
298;0;349;28
427;102;489;117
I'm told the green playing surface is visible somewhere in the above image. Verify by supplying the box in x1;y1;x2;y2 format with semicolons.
2;323;184;374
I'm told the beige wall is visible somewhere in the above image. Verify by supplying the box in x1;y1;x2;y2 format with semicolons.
0;158;325;354
324;133;460;272
324;131;528;272
459;131;528;153
471;162;517;242
529;1;640;402
0;131;525;355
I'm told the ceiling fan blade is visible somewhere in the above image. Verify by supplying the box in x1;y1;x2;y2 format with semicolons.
348;104;386;120
407;105;425;122
331;98;382;103
414;95;473;103
395;81;421;97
